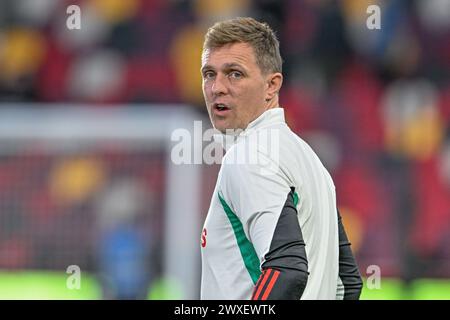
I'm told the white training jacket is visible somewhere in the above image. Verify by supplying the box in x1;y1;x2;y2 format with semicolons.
200;107;341;300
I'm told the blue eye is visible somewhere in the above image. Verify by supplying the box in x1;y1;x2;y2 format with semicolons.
229;71;242;79
203;71;215;79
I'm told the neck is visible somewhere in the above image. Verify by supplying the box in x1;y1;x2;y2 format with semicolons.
265;95;279;110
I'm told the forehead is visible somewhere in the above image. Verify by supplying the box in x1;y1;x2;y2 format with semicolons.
202;42;257;69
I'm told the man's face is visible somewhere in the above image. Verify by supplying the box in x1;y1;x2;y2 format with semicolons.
201;42;269;133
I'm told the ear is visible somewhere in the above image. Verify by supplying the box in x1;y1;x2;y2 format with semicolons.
265;72;283;101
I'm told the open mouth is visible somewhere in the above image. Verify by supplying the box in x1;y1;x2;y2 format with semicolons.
214;103;230;112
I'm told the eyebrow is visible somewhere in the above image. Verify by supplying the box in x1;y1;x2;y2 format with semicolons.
223;63;245;70
201;63;246;73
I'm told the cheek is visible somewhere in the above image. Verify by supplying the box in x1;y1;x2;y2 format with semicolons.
238;85;264;108
202;82;208;96
203;79;212;91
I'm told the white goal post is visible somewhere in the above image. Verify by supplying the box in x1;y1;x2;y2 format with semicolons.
0;104;207;299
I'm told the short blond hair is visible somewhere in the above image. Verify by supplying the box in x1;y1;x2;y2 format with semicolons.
203;17;282;74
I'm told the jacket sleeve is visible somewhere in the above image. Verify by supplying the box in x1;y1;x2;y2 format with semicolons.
251;188;309;300
336;209;363;300
220;154;308;300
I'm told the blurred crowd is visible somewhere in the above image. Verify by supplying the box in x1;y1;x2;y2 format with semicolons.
0;0;449;294
0;151;165;298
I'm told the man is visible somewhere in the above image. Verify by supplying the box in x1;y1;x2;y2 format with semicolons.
200;17;362;300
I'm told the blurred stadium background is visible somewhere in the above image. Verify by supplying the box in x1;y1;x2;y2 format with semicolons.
0;0;449;299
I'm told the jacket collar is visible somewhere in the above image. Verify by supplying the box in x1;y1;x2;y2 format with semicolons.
242;107;285;136
213;107;285;150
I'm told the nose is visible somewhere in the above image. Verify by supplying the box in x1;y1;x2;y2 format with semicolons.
211;73;227;96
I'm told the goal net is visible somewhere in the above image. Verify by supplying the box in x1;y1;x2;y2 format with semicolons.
0;105;210;299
